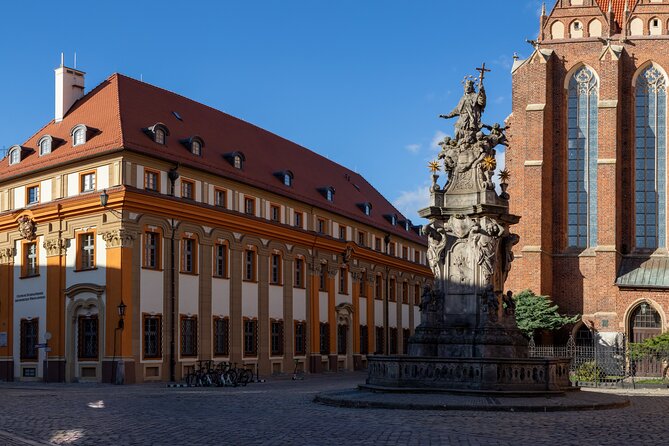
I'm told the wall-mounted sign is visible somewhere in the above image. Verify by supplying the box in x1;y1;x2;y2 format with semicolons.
15;292;46;303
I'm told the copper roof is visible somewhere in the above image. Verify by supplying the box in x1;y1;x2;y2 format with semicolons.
0;73;424;243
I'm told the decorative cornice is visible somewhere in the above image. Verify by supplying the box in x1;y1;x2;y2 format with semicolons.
101;229;137;248
43;238;67;257
327;267;339;278
0;247;15;265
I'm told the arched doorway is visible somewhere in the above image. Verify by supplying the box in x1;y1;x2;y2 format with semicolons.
65;284;105;383
335;303;353;371
629;301;663;377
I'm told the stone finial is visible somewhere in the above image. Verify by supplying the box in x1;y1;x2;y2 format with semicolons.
43;238;67;257
101;229;137;248
0;247;15;265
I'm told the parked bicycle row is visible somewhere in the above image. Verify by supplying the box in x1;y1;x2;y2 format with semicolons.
184;360;255;387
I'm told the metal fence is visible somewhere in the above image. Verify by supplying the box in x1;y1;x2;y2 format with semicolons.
529;335;668;386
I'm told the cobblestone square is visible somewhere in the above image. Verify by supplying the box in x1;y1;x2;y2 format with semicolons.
0;373;668;445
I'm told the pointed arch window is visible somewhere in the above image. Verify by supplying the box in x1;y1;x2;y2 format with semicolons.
635;65;666;250
567;66;598;248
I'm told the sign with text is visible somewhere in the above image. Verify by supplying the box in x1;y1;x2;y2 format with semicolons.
15;292;45;303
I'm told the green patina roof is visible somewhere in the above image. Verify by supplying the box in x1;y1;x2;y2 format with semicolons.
617;256;669;289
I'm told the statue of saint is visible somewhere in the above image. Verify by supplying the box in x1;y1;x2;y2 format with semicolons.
439;79;486;140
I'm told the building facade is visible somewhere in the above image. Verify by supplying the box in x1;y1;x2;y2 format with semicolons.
0;67;430;383
508;0;669;345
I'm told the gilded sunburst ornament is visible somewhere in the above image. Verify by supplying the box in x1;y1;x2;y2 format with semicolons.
481;155;496;171
428;160;441;174
498;168;511;183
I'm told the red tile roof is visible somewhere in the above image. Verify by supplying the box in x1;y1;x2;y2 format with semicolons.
1;73;424;244
594;0;636;28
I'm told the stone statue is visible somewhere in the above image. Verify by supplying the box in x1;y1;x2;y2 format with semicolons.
439;79;486;141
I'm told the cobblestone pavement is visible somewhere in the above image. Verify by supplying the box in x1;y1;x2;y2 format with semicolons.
0;372;668;445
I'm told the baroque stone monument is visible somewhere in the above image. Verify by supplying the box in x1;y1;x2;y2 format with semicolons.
366;65;571;393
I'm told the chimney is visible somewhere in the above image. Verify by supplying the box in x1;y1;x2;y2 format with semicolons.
55;54;85;123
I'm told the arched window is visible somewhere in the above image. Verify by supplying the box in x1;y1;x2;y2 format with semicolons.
38;136;52;156
71;124;88;146
8;146;21;165
629;302;661;343
635;65;666;249
567;66;598;248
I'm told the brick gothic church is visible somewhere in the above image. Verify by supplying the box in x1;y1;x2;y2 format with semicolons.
507;0;669;345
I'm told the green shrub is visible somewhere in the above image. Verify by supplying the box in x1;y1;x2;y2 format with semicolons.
574;361;605;382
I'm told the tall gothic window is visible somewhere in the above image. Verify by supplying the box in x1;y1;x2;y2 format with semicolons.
567;66;598;248
635;65;667;249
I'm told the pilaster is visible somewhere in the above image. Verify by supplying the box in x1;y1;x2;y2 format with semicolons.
257;249;270;375
308;261;321;373
327;265;337;371
282;255;294;373
229;246;243;365
0;247;15;381
199;242;213;361
43;238;66;382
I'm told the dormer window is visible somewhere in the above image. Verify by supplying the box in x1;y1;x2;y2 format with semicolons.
181;136;205;156
224;151;246;169
8;145;22;165
144;123;170;145
356;202;372;216
318;186;335;202
404;220;411;231
384;214;398;225
71;124;88;146
38;136;53;156
274;170;294;187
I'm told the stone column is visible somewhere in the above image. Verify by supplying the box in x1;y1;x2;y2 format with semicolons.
307;261;321;373
257;249;270;376
228;245;243;365
101;229;136;384
43;238;67;382
0;247;15;381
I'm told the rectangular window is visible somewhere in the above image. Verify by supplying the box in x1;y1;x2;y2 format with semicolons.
339;267;347;294
215;188;227;208
143;231;161;269
270;253;282;285
339;225;346;240
180;316;197;357
294;258;304;288
358;231;366;247
244;197;255;215
143;315;162;359
319;322;330;355
375;237;381;251
270;204;281;222
402;282;409;304
375;275;382;300
213;317;230;356
390;327;398;354
389;243;396;257
244;249;256;281
78;315;99;360
389;278;396;302
78;232;95;270
271;320;284;356
294;321;307;355
319;265;326;291
181;238;197;274
80;172;96;192
414;284;421;306
244;318;258;356
359;271;367;296
144;170;160;192
294;211;303;228
181;179;194;200
337;324;347;355
414;251;420;263
20;318;38;360
402;246;408;260
360;325;369;355
214;243;228;278
23;242;38;277
375;326;384;354
26;185;40;205
317;218;326;235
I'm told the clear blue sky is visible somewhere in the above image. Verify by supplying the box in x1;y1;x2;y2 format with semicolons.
0;0;544;223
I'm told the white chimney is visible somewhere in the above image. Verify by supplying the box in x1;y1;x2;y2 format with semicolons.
55;55;85;123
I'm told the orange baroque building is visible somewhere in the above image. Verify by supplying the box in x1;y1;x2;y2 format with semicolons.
0;65;430;383
508;0;669;346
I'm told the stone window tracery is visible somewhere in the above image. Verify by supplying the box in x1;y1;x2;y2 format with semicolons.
567;66;598;248
635;65;667;249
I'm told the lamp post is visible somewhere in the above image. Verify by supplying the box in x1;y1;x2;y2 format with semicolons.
383;234;390;356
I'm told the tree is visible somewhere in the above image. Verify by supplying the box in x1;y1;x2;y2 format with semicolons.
513;290;580;338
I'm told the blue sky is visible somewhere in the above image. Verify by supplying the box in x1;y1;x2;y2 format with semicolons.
0;0;544;222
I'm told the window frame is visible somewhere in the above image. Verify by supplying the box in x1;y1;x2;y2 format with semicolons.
213;316;230;357
20;318;38;361
358;231;366;247
181;178;195;200
8;147;21;165
319;322;330;355
38;136;52;156
143;230;162;270
22;241;39;278
213;242;229;278
143;313;162;360
339;225;347;240
294;211;303;228
317;218;327;235
244;197;256;215
80;171;96;193
270;252;282;285
243;317;258;357
214;187;227;208
270;203;281;223
76;231;96;271
144;169;160;192
77;314;99;360
294;320;307;355
180;315;198;357
244;248;257;282
339;267;348;294
180;237;198;274
270;319;284;356
26;184;40;206
294;257;305;288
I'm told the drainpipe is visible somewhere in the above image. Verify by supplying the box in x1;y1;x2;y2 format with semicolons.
168;165;180;382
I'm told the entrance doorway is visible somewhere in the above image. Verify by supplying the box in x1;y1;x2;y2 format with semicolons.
629;301;662;376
